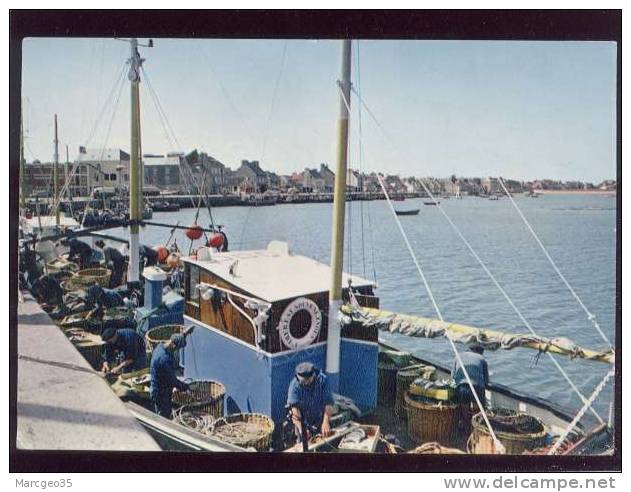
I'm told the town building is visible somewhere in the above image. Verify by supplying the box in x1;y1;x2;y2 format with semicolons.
75;147;130;194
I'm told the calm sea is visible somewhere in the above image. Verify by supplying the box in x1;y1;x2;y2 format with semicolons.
111;193;617;418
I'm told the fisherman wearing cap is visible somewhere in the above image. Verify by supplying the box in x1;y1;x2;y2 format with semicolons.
86;284;125;311
100;327;147;375
452;343;489;408
94;240;127;287
149;334;191;418
287;362;334;442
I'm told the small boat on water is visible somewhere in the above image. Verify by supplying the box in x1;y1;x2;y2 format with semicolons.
424;201;439;206
395;209;420;216
150;200;180;212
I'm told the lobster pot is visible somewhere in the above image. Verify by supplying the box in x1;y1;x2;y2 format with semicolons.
405;392;460;446
395;365;432;419
468;410;547;455
378;362;399;407
173;380;226;419
73;268;112;288
210;413;275;452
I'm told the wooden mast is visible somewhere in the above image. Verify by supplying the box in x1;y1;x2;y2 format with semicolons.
326;39;352;391
127;38;144;284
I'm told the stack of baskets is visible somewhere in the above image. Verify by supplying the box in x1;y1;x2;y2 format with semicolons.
173;380;226;419
468;409;547;455
210;413;275;451
378;350;412;407
395;364;436;419
405;392;461;447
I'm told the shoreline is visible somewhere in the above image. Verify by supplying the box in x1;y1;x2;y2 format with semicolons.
536;190;616;196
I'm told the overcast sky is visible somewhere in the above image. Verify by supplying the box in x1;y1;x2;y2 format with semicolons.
21;38;616;182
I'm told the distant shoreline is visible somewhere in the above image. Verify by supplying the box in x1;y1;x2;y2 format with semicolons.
536;190;616;196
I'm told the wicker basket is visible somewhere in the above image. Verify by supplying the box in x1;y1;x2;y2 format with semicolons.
468;410;548;455
145;324;185;352
210;413;275;451
395;365;435;419
173;380;226;419
378;361;399;407
72;267;112;288
405;392;461;446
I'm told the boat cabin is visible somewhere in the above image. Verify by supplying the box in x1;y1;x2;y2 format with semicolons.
181;241;380;426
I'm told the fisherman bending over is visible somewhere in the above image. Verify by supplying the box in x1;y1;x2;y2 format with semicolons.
452;343;489;408
86;283;125;311
60;238;94;269
150;334;191;418
95;240;127;287
287;362;334;443
100;327;147;375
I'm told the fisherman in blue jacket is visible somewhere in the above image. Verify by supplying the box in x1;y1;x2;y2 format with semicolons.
61;238;94;269
287;362;334;441
452;343;489;408
150;334;190;418
100;327;147;375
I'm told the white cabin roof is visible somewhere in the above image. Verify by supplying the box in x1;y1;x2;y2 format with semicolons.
183;244;375;303
20;216;81;234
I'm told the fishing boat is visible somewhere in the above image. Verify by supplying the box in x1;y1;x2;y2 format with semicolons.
19;39;615;456
394;209;420;216
150;200;180;212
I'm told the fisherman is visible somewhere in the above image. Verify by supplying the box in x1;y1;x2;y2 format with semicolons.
217;225;229;252
94;240;127;287
86;283;125;311
100;327;147;375
286;362;334;443
139;244;159;267
60;237;94;269
452;342;489;408
150;334;191;418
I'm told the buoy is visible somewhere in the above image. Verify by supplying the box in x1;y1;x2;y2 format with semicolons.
166;252;181;269
208;232;224;249
153;245;169;263
186;224;203;240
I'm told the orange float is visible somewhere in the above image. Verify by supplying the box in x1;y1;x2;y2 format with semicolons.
208;232;224;249
186;224;204;240
153;245;169;263
166;252;181;269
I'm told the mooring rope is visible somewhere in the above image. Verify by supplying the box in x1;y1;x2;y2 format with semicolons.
547;368;615;455
349;84;606;425
497;177;613;351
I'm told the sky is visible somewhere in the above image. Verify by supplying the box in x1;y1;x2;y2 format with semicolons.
20;38;617;183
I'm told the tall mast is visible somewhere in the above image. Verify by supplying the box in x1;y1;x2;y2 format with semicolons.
127;38;146;284
54;114;60;225
326;39;352;392
65;144;69;189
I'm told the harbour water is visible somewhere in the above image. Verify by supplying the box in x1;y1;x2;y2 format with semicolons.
108;193;616;418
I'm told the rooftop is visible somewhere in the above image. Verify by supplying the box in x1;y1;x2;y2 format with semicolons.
183;242;374;303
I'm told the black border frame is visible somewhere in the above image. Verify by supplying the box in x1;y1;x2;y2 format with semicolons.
9;9;622;473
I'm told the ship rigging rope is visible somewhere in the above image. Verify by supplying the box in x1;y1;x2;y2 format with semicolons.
547;368;614;455
51;62;128;217
348;84;607;424
141;66;216;228
497;177;613;351
337;83;503;452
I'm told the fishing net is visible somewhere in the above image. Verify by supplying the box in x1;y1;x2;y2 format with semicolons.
173;404;216;435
